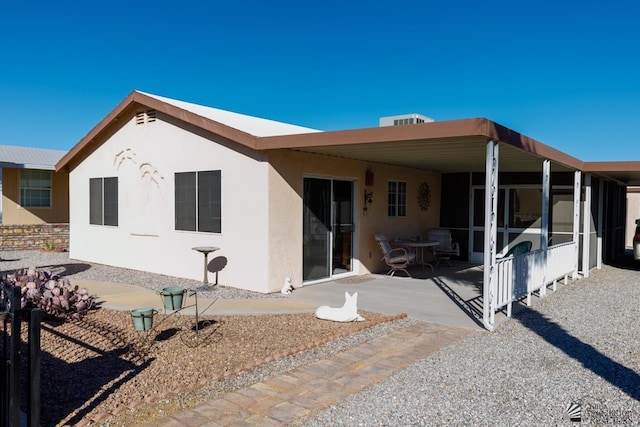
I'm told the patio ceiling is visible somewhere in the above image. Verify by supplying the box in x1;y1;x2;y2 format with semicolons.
262;118;581;175
583;162;640;186
289;136;576;174
262;118;640;183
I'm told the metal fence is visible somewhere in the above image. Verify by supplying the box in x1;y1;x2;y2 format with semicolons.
1;279;41;427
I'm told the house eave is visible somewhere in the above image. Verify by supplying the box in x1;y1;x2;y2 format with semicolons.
56;91;259;172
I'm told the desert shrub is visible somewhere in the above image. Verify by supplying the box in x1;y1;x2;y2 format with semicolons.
1;268;95;320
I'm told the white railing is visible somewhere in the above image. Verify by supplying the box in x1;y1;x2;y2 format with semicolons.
546;242;577;285
492;241;577;320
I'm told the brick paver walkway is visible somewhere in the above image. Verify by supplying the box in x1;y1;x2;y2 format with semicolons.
141;322;474;426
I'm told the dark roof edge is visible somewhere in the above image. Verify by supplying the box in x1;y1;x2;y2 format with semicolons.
259;117;586;172
56;91;258;171
583;161;640;172
56;94;636;185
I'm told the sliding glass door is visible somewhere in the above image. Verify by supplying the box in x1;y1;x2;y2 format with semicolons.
303;177;354;282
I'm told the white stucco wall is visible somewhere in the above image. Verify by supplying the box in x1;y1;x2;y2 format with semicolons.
69;111;270;292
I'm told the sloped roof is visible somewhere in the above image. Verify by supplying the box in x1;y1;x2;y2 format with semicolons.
139;91;320;137
56;90;320;171
56;90;640;186
0;145;67;170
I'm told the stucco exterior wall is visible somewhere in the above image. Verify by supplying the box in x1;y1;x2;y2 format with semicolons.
267;149;440;291
68;112;270;292
2;168;69;225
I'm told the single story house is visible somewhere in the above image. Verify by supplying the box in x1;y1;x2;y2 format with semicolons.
0;145;70;252
0;145;68;225
56;91;640;330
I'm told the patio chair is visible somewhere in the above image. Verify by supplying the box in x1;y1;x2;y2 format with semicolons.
374;233;416;277
499;240;532;258
427;228;460;268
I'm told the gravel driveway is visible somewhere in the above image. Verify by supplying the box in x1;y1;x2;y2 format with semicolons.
296;260;640;426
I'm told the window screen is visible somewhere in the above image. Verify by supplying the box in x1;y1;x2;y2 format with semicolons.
175;170;221;233
388;181;407;217
90;177;118;226
20;170;52;207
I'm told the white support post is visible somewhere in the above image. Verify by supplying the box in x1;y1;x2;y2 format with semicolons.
540;159;550;297
582;174;592;277
483;140;499;331
597;179;603;269
572;171;582;279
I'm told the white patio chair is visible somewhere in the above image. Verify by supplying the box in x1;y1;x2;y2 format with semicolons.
374;233;416;277
427;228;460;268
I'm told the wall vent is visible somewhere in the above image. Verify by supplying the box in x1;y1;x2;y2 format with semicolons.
135;109;157;125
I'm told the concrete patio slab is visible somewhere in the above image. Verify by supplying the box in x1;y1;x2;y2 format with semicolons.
287;263;538;331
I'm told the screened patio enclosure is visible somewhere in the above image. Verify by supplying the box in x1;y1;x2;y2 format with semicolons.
265;118;638;330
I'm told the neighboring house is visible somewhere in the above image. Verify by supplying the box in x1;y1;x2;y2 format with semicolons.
0;145;69;225
56;91;640;330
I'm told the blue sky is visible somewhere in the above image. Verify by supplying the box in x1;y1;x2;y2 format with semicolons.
1;0;638;161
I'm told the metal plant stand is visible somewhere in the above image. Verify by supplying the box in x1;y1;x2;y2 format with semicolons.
131;246;222;349
174;287;218;348
131;287;219;349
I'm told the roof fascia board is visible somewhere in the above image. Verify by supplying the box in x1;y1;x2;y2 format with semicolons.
582;161;640;185
134;92;258;149
57;93;635;184
583;161;640;172
258;118;490;150
56;91;259;172
473;120;585;171
259;117;585;172
0;162;56;170
56;91;137;171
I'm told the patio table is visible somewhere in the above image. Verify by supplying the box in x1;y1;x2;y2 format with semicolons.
393;240;440;272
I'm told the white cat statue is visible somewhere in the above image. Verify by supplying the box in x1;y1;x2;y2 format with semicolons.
315;292;365;322
281;277;294;294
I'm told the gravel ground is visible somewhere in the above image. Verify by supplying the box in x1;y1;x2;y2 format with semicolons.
5;251;640;426
295;262;640;426
0;251;415;427
0;250;284;300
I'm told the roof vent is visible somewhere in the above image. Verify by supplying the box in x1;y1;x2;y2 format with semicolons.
135;109;157;125
379;113;434;127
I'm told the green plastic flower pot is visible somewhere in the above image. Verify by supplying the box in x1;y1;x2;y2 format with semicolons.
161;286;186;311
131;307;156;331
